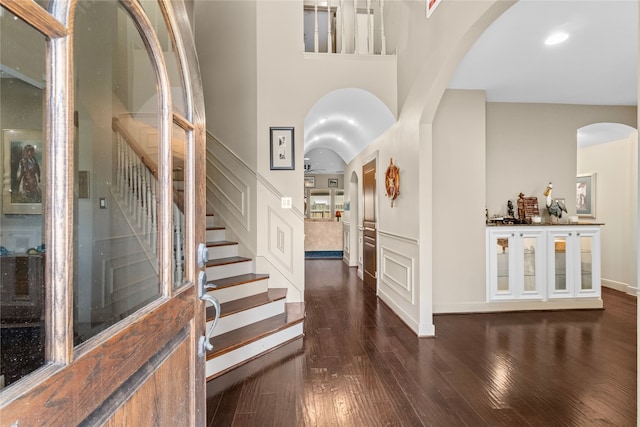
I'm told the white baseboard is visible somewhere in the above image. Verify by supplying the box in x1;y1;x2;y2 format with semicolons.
602;279;637;295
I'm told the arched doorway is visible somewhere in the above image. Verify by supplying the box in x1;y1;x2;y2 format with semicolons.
577;123;638;294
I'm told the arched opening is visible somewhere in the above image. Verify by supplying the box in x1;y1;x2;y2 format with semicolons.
303;88;394;259
577;123;638;294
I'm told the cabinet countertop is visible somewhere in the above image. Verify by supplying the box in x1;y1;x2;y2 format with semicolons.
486;222;604;227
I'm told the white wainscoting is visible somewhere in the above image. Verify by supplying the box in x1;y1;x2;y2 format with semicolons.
377;231;420;334
380;246;414;304
206;133;256;256
267;206;294;273
256;179;305;303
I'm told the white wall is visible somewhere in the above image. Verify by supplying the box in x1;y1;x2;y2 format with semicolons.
578;133;639;293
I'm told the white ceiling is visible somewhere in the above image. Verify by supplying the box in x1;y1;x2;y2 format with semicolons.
305;0;638;173
304;88;395;166
449;0;638;146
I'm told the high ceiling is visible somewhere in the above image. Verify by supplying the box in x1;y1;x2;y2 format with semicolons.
305;0;638;173
449;0;637;106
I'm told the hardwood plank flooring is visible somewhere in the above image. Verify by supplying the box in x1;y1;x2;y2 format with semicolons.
207;259;637;426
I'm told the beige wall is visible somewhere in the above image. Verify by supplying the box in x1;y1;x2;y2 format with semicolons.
432;89;487;310
578;134;639;293
195;1;258;166
486;103;637;221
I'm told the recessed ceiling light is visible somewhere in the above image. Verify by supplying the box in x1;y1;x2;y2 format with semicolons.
545;32;569;46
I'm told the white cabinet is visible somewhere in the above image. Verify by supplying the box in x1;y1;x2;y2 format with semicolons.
487;227;546;301
487;225;601;302
547;227;601;298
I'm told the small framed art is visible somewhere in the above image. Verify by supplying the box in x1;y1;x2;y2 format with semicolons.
270;127;294;170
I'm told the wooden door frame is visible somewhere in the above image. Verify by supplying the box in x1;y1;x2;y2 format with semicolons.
0;0;207;424
362;157;377;290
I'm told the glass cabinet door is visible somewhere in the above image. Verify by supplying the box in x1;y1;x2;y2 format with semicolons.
487;230;515;300
574;229;600;297
487;228;545;301
552;234;569;294
548;231;570;297
518;230;545;299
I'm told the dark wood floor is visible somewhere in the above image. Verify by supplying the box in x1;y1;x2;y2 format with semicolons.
206;259;637;426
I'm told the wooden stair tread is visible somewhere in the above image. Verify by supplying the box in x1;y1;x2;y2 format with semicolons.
207;273;269;290
205;256;251;268
206;303;305;360
206;226;225;231
207;288;288;320
207;240;239;247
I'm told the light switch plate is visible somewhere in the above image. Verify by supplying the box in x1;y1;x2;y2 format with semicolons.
281;197;292;209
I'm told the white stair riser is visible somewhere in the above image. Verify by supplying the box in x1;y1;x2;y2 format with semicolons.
208;244;238;260
206;228;226;241
206;261;253;281
206;216;216;228
206;323;304;379
207;278;269;304
208;299;286;337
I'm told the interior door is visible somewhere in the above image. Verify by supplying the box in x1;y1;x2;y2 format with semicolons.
363;159;377;289
0;1;206;425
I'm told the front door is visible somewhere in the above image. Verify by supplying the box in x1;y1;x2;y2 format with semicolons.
0;1;207;425
363;159;377;289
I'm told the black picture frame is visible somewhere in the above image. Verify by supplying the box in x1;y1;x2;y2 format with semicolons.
270;127;295;170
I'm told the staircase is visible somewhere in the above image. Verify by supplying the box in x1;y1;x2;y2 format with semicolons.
203;217;305;380
113;114;305;379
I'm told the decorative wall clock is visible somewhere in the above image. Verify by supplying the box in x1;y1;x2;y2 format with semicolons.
385;158;400;207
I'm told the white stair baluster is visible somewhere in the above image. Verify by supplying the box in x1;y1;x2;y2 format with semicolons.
353;0;358;54
366;0;371;54
314;0;319;53
339;0;345;53
327;0;332;53
380;0;386;55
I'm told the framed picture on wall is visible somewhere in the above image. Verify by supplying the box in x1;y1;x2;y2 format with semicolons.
270;127;295;170
328;178;338;188
304;176;315;188
3;129;44;214
576;173;596;218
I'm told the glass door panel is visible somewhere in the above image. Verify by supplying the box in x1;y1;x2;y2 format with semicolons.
139;0;187;116
579;234;593;290
172;123;187;289
0;6;47;388
553;237;567;291
73;0;161;343
496;237;509;292
522;236;537;292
